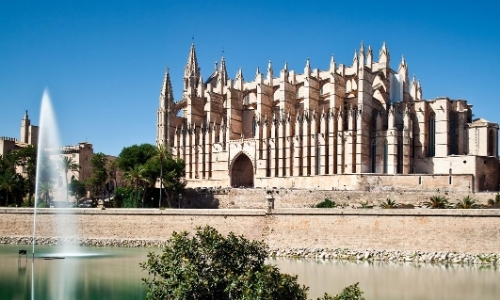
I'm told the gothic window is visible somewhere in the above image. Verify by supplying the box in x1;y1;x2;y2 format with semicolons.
252;117;257;137
383;140;388;174
244;95;250;105
397;137;403;174
319;85;324;95
316;146;321;175
371;108;378;131
449;111;457;155
371;139;377;173
428;113;436;157
343;109;349;131
488;129;495;156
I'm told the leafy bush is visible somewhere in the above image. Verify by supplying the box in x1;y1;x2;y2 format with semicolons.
315;198;337;208
455;195;481;209
318;283;365;300
37;202;49;208
487;194;500;208
141;226;364;300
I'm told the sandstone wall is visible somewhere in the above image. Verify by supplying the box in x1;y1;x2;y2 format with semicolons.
182;188;499;209
1;208;499;254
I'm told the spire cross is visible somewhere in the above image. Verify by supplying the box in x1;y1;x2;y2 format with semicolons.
191;35;194;43
222;47;225;57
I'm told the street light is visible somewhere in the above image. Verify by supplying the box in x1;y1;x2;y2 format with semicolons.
178;193;182;209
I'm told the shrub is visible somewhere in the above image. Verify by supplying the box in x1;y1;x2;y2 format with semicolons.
487;194;500;208
424;195;451;209
315;198;337;208
379;198;398;209
141;226;365;300
455;195;481;209
37;202;49;208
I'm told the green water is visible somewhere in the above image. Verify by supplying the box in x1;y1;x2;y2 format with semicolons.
1;245;499;300
0;245;152;300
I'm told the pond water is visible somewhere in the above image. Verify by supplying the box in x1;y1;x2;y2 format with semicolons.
1;245;498;300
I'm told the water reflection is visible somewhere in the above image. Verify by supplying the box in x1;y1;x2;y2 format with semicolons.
1;245;498;300
0;245;152;300
269;258;500;300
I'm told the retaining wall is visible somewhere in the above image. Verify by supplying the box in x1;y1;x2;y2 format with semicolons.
1;208;499;254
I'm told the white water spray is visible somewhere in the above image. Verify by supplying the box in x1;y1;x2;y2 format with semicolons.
31;89;80;299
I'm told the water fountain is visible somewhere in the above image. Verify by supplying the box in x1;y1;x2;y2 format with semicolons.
31;89;95;299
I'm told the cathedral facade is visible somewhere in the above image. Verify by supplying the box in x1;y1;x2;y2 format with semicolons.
156;43;499;192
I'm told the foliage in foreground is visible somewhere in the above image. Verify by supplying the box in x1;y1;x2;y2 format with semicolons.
141;226;365;300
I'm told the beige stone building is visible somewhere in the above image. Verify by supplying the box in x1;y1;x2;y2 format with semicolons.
157;43;499;192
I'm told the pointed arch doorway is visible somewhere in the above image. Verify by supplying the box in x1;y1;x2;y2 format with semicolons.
230;153;254;187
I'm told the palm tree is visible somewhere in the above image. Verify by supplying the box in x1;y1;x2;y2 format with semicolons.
0;172;16;206
380;198;398;209
455;195;481;209
38;180;53;206
60;156;79;206
424;195;450;209
124;164;147;207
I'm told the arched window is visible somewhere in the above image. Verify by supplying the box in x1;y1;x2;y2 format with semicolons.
371;139;377;173
488;129;495;156
428;113;436;157
383;140;388;174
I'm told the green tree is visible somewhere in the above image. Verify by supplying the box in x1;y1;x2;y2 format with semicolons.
68;178;86;203
0;172;18;206
162;156;186;207
87;153;108;204
124;164;148;207
154;144;168;208
38;180;53;206
13;145;37;205
60;156;79;206
455;195;481;209
424;195;451;209
117;143;157;172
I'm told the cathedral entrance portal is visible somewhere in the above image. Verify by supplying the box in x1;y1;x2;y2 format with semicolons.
230;153;254;188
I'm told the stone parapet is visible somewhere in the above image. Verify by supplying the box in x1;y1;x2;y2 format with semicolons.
1;208;499;254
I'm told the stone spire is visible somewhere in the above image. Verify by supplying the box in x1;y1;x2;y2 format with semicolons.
398;55;408;81
281;61;289;81
329;54;336;72
219;55;228;85
267;60;273;85
379;41;390;63
367;45;373;67
184;43;200;78
236;67;244;81
304;58;311;76
160;67;174;108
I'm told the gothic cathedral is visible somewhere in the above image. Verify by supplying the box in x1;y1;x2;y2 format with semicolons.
157;43;499;192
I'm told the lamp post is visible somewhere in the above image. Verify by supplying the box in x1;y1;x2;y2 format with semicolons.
178;193;182;209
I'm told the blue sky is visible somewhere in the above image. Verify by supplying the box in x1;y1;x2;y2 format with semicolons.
1;1;499;156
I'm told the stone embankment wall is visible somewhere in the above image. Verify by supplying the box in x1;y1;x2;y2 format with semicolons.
1;208;499;257
182;188;499;209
